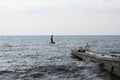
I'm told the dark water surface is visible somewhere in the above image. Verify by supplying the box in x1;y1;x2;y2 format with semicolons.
0;35;120;80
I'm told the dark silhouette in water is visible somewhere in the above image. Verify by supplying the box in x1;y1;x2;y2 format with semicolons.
50;35;55;44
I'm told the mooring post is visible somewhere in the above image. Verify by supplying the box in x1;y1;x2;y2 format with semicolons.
50;35;55;44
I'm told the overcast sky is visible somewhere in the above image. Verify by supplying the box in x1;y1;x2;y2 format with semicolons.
0;0;120;35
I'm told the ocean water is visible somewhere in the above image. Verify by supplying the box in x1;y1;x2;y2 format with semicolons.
0;35;120;80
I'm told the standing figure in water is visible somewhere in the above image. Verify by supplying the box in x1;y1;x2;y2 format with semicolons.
50;35;55;44
85;43;90;51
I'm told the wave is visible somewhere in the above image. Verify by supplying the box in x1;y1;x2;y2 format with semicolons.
2;43;13;47
0;70;12;75
0;63;110;80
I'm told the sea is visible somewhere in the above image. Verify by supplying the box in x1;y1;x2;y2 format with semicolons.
0;35;120;80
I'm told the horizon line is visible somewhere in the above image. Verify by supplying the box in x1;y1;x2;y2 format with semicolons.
0;34;119;36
